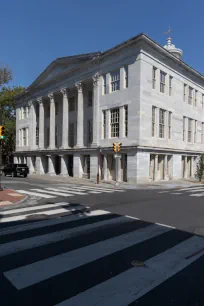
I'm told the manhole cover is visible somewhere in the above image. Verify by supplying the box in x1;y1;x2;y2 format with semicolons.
131;260;145;267
26;214;49;220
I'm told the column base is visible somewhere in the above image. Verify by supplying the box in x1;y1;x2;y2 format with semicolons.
74;144;84;149
59;173;69;177
47;172;56;176
59;146;70;150
90;142;99;148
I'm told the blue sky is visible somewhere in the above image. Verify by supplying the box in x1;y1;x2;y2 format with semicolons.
1;0;203;88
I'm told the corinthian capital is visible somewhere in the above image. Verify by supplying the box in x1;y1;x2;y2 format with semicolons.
93;72;100;86
48;93;54;101
28;100;33;108
60;88;67;96
37;97;43;105
75;82;83;92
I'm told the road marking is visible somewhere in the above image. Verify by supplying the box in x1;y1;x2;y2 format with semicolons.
0;203;71;215
61;185;123;193
16;190;55;198
0;208;71;224
155;222;175;229
158;191;169;193
0;210;110;236
48;187;87;195
171;192;182;195
56;236;204;306
176;186;204;191
31;189;73;197
4;224;170;289
190;193;204;197
0;215;131;257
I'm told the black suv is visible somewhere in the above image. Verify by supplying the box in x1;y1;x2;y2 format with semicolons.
3;164;29;178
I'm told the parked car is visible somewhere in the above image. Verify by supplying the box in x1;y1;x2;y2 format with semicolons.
3;164;29;178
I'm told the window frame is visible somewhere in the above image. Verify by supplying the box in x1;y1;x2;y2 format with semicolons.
159;108;165;138
168;112;172;139
160;71;166;93
188;87;193;105
111;70;120;92
152;106;156;137
102;110;106;139
110;108;120;138
124;105;128;137
188;118;192;142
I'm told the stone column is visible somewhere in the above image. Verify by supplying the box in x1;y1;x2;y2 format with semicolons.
191;156;194;178
73;153;83;178
47;155;56;175
115;154;122;183
164;155;168;180
119;106;125;138
154;154;159;181
38;98;45;149
184;156;188;178
32;102;37;149
59;155;68;176
48;93;56;149
14;156;18;164
103;154;108;181
75;82;84;148
61;88;69;149
91;73;100;147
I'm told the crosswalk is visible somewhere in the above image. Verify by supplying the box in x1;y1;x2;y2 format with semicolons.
1;202;204;305
16;184;125;199
158;185;204;197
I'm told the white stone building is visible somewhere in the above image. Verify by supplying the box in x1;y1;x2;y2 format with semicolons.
14;33;204;184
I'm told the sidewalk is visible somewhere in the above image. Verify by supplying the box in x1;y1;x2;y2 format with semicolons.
0;189;26;207
28;174;201;189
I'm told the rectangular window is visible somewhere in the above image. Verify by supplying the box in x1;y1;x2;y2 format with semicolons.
102;110;106;139
87;120;93;145
69;123;75;147
159;109;165;138
124;66;128;88
195;90;197;106
87;91;93;107
194;120;197;143
184;84;187;102
152;67;157;89
103;75;107;95
69;97;76;111
183;117;185;141
36;127;39;146
202;123;204;144
152;106;156;137
111;70;120;92
188;87;193;105
160;71;166;93
110;108;120;137
125;105;128;137
168;112;172;139
23;128;26;146
188;118;192;142
169;76;173;96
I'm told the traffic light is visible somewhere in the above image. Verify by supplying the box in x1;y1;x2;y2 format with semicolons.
113;142;117;153
118;142;122;152
0;126;5;139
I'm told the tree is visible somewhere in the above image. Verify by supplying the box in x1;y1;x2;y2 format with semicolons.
0;86;25;163
195;154;204;182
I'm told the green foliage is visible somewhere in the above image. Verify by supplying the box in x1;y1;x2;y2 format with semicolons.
0;86;25;163
195;154;204;182
0;66;12;86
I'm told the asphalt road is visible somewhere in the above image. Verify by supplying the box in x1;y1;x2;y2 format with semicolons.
1;176;204;305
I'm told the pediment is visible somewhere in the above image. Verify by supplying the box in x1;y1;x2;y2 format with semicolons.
40;63;78;84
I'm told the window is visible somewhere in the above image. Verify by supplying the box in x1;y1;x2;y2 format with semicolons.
87;120;93;144
168;112;172;139
160;71;166;93
183;117;185;141
152;106;156;137
23;128;26;146
188;118;192;142
103;75;107;95
88;91;93;107
69;97;76;111
195;90;197;106
36;127;39;146
124;66;128;88
159;109;165;138
194;120;197;143
102;110;106;139
184;84;187;102
202;123;204;144
125;105;128;137
69;123;75;147
169;76;173;96
188;87;193;105
152;67;157;89
110;108;120;137
111;70;120;92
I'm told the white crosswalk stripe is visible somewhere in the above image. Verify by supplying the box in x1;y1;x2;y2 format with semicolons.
158;185;204;198
15;184;125;199
1;203;203;305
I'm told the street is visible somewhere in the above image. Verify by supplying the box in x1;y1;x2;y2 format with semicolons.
1;176;204;305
